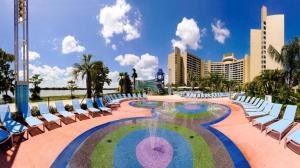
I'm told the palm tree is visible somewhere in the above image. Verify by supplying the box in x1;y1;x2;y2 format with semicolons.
118;72;125;93
123;72;132;93
132;68;138;91
268;37;300;88
187;71;197;90
224;80;237;92
73;54;102;98
91;61;111;98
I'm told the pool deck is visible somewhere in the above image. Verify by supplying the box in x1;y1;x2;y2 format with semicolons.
0;95;299;168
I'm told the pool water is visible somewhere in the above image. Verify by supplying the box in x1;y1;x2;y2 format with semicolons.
63;101;238;168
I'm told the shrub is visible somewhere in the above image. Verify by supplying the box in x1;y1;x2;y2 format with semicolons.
81;103;87;110
49;106;57;114
64;104;73;111
31;106;40;116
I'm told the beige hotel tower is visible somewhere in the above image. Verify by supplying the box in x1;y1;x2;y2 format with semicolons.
249;6;284;81
168;6;284;86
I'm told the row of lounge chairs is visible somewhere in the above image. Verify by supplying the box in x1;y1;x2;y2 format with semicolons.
0;93;147;146
233;95;300;153
103;93;147;106
180;91;230;98
0;97;115;145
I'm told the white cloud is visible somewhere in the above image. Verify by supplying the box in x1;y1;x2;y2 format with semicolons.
114;53;159;80
115;54;140;66
111;44;117;50
98;0;141;44
28;51;40;61
171;17;205;51
29;64;85;88
62;35;85;54
105;70;119;88
211;20;230;44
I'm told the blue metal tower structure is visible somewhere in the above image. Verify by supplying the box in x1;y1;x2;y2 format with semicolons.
14;0;29;115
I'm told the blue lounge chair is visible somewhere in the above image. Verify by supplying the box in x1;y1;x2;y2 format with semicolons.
86;98;101;117
244;101;268;112
252;103;283;131
137;93;143;99
55;101;76;121
24;105;44;131
243;99;263;109
127;93;133;99
122;94;127;99
96;97;112;112
38;102;61;126
265;105;297;141
0;104;28;141
242;98;259;107
0;128;11;145
245;102;273;118
142;93;147;99
234;96;245;103
71;99;89;117
285;128;300;150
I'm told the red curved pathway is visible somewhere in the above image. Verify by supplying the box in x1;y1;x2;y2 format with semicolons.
0;96;299;168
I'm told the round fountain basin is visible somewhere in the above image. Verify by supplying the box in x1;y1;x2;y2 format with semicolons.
175;103;208;114
136;136;173;168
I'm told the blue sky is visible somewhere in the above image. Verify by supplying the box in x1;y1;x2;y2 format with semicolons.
0;0;299;87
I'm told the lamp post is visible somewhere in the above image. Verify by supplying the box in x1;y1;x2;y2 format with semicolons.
14;0;29;115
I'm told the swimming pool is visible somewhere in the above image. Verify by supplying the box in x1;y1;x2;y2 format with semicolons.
52;101;249;168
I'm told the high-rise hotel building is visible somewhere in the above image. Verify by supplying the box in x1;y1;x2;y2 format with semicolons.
204;53;250;84
249;6;284;81
168;6;284;86
168;47;204;85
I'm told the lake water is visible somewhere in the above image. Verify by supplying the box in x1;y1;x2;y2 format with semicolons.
0;89;117;97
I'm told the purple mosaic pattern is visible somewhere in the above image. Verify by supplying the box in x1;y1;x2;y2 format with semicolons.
136;137;173;168
184;104;200;110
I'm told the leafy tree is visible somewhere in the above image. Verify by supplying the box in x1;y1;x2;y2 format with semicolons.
30;74;43;100
118;72;125;93
123;72;132;94
67;80;78;99
91;61;111;98
118;72;132;93
132;68;138;91
268;37;300;88
73;54;105;98
224;80;237;92
0;49;15;102
187;71;197;90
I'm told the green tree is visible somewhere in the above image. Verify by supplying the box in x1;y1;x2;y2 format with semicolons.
131;68;138;91
187;71;197;90
118;72;125;93
123;72;132;94
67;80;78;99
91;61;111;98
0;49;15;102
268;37;300;88
30;74;43;100
73;54;103;98
224;80;237;92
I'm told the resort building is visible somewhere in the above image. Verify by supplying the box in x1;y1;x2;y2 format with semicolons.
249;6;284;81
168;47;204;86
168;5;284;85
168;49;249;85
205;53;250;84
